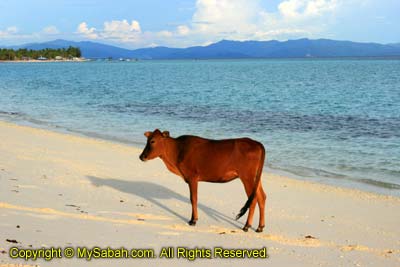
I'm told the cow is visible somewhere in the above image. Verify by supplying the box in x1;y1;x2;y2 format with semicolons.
139;129;266;232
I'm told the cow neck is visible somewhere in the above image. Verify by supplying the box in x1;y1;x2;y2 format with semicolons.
160;137;182;176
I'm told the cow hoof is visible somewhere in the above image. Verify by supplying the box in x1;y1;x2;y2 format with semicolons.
255;227;264;233
188;220;197;226
242;225;251;232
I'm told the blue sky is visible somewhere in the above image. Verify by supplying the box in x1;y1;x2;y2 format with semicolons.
0;0;399;48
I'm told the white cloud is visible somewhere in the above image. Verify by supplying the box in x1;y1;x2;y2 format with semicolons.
6;26;18;34
254;28;310;39
165;0;332;46
77;22;98;39
71;0;353;48
42;26;60;35
155;0;341;47
0;26;39;42
147;43;159;48
176;25;190;36
103;20;141;33
157;30;173;38
73;0;338;48
190;0;259;39
278;0;338;19
0;26;18;37
77;20;144;43
1;0;391;48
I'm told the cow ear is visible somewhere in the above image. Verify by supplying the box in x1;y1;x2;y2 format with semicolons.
162;131;170;138
144;131;152;138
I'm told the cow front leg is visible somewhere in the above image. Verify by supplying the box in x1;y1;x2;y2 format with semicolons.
188;179;198;226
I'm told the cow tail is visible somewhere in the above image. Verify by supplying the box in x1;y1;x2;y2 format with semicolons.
236;144;265;220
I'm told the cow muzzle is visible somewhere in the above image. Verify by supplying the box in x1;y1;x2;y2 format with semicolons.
139;153;147;162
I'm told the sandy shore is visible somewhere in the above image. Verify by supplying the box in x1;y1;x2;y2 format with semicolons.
0;120;399;267
0;59;88;63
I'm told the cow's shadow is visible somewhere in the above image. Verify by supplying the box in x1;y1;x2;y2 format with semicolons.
87;176;241;229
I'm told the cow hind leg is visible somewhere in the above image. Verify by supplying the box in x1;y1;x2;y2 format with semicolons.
255;185;267;233
187;179;198;226
240;178;257;232
246;189;258;232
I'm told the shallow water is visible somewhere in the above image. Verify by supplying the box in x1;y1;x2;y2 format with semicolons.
1;59;399;195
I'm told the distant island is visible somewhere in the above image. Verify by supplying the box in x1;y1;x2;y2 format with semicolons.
3;39;400;60
0;46;83;62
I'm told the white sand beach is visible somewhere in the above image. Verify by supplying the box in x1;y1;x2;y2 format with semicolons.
0;120;399;266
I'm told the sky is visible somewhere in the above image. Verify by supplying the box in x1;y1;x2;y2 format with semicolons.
0;0;399;48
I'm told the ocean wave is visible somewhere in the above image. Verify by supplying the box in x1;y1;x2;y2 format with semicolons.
358;179;400;190
270;164;400;190
0;110;23;116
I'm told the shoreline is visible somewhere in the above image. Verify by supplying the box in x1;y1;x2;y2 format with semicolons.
0;59;89;63
1;118;398;201
0;119;394;200
1;57;400;63
0;118;399;203
0;119;399;266
0;116;398;198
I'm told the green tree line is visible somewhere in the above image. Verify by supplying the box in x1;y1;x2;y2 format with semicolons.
0;46;81;60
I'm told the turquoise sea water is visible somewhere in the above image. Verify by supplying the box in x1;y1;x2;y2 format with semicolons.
1;59;399;195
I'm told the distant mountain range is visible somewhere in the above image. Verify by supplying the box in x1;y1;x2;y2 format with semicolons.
6;38;400;59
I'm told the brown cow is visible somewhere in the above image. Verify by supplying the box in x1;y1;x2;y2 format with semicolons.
139;129;266;232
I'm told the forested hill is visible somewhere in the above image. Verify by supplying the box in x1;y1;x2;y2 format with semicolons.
4;39;400;59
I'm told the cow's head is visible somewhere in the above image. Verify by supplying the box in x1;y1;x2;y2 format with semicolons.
139;129;170;161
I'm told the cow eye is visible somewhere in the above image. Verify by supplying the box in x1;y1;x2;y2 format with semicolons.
150;140;155;144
